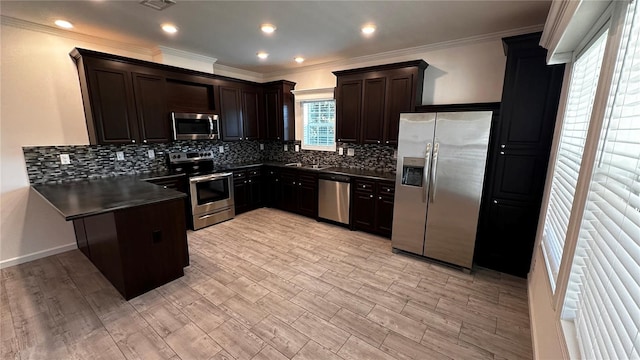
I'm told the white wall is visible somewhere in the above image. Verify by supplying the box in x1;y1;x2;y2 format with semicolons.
266;39;507;105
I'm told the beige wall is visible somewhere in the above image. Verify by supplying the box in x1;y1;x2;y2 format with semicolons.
0;23;509;267
266;39;507;105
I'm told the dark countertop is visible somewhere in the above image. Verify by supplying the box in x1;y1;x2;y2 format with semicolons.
32;176;187;221
260;162;396;181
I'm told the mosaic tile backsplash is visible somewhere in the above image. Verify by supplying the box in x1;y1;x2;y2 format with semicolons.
23;140;396;184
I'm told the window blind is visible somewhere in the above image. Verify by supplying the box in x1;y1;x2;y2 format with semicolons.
302;100;336;148
542;29;609;290
561;2;640;358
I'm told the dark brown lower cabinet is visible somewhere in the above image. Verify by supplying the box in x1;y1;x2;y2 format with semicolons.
264;167;318;219
352;178;395;237
72;198;187;300
233;167;262;215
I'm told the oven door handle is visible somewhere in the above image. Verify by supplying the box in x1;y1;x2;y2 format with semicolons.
189;172;232;183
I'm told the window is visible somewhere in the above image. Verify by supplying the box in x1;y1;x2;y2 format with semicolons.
560;1;640;358
541;29;609;291
302;99;336;151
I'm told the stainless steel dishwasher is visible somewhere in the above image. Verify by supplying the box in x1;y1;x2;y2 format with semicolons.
318;173;351;225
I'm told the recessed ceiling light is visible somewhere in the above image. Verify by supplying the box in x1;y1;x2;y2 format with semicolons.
161;24;178;34
294;57;305;64
361;24;376;35
54;20;73;29
260;24;276;34
257;52;269;59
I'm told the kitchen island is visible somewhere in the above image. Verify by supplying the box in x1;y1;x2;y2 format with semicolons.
32;177;188;300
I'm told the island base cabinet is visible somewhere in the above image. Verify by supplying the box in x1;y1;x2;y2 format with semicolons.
72;198;188;300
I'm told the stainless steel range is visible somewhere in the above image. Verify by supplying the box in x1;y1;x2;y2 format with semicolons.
168;152;234;230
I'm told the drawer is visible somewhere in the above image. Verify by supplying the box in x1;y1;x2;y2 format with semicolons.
354;179;375;193
233;171;246;179
247;168;261;177
377;182;395;195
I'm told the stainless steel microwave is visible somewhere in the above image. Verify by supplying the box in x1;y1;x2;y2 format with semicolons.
171;112;220;140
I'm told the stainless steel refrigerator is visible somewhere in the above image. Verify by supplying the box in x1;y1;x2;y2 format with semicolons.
391;111;493;269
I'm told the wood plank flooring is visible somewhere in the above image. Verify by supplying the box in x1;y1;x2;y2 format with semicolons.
0;208;533;359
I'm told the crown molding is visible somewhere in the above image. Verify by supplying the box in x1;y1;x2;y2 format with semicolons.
291;88;335;95
153;45;218;64
264;24;544;79
213;63;265;82
0;15;154;56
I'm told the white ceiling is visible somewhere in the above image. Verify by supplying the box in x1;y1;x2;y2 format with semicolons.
0;1;551;74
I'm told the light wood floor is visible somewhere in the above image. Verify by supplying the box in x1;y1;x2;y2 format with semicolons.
1;208;533;360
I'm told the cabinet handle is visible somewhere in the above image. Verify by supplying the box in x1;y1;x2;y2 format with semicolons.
298;182;302;186
277;137;280;140
386;189;390;192
275;179;279;182
143;139;147;144
500;151;505;155
362;185;366;188
338;139;341;142
131;139;136;143
493;200;498;204
501;144;506;148
293;181;296;184
244;180;247;184
240;137;243;140
248;180;252;183
163;186;168;189
377;141;380;144
369;194;373;198
386;141;389;144
378;196;382;200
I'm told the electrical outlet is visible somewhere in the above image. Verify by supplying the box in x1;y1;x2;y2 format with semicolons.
294;144;300;152
60;154;70;165
338;147;344;155
148;150;155;159
284;144;288;151
347;148;355;156
259;143;264;150
116;151;125;161
218;146;224;153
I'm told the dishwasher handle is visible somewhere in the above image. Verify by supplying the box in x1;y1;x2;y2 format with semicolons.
318;173;350;183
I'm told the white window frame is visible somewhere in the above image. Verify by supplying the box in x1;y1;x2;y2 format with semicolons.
536;0;636;358
292;88;336;152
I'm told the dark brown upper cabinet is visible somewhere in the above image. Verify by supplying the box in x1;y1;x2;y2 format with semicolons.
219;85;243;141
132;73;171;143
264;80;296;141
241;87;262;140
71;48;295;144
333;60;427;145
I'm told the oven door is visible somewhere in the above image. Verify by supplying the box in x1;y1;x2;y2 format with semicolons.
189;172;234;215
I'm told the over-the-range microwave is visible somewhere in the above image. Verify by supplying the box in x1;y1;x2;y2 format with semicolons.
171;112;220;140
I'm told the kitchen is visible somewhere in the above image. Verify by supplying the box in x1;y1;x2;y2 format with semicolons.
2;1;639;360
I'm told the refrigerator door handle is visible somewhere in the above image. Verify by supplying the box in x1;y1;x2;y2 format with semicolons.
423;143;432;203
429;142;439;203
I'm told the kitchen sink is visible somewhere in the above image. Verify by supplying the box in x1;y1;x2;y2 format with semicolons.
284;162;331;170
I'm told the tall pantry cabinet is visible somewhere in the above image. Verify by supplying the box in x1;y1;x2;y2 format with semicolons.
475;33;565;277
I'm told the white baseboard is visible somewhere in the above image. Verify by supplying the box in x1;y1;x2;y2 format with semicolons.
0;242;77;269
528;276;539;360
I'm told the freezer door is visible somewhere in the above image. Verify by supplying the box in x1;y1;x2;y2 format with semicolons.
391;113;436;255
423;111;492;268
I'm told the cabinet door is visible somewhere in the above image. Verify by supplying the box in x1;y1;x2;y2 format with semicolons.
361;77;386;144
296;174;318;218
166;78;215;113
336;79;362;143
248;177;262;210
132;73;170;143
265;89;281;140
476;199;539;277
86;64;139;144
220;86;243;141
384;73;414;145
242;88;261;140
281;172;298;212
352;191;376;231
375;193;394;237
264;168;282;208
234;179;249;215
